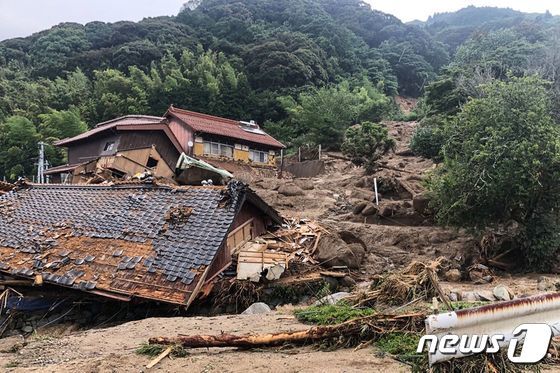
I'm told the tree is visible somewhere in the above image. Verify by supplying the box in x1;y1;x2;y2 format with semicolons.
429;76;560;269
341;121;395;171
0;116;40;181
272;80;391;149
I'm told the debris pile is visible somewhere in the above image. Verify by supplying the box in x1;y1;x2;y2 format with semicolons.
234;218;327;283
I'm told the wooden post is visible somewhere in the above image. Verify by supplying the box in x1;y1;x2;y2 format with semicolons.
298;147;301;163
318;144;322;160
278;149;284;179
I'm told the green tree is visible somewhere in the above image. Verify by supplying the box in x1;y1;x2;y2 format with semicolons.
274;80;391;148
429;76;560;269
0;116;40;181
341;121;395;171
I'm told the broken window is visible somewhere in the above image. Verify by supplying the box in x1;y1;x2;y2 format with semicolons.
103;141;115;152
146;157;158;168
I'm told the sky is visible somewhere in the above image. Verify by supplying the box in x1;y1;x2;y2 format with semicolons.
1;0;560;41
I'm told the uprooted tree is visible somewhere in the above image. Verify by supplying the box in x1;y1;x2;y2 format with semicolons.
341;121;395;171
428;76;560;270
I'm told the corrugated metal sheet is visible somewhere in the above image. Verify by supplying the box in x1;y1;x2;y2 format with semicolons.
425;293;560;364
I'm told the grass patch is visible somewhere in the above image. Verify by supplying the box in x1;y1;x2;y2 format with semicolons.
376;332;427;371
376;332;420;355
136;343;166;357
136;343;188;358
450;301;488;310
294;303;375;325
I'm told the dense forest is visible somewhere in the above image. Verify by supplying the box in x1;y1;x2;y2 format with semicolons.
0;0;558;181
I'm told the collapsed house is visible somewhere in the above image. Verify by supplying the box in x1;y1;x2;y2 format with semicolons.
45;108;286;184
45;115;183;183
0;181;282;307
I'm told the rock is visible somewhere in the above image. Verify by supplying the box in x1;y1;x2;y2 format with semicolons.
353;201;368;215
537;276;557;292
340;276;357;288
21;325;33;333
241;302;272;315
315;234;366;269
493;285;512;301
361;202;377;216
448;292;459;302
412;193;430;214
378;205;394;217
476;290;495;301
277;184;305;196
461;291;480;302
313;292;351;306
444;269;462;282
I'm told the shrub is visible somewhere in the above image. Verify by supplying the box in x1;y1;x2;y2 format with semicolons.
429;76;560;270
410;124;446;160
341;121;395;171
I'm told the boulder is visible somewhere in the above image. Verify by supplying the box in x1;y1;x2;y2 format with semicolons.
361;202;378;216
443;269;462;282
315;234;366;269
476;290;495;301
412;193;430;214
353;201;368;215
461;291;480;302
313;292;351;306
241;302;272;315
378;205;394;217
277;184;305;196
493;285;513;301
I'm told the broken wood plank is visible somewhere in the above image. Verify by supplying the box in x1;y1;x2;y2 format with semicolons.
146;346;173;369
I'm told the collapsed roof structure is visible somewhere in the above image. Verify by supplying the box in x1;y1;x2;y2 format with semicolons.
0;181;282;307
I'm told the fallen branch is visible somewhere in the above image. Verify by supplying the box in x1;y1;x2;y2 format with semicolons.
148;313;424;349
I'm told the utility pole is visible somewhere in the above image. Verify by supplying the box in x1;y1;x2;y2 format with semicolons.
37;141;45;184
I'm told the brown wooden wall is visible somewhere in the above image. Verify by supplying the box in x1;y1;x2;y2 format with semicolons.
167;117;194;154
204;202;269;283
67;132;119;165
67;130;180;169
118;131;180;169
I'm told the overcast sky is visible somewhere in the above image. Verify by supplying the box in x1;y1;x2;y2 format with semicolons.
1;0;559;41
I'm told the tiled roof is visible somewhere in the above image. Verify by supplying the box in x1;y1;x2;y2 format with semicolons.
166;106;286;149
0;181;271;305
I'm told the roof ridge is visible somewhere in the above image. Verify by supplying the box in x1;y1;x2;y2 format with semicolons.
169;106;240;125
95;115;165;128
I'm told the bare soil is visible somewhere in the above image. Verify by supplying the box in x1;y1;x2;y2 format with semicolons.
1;313;407;372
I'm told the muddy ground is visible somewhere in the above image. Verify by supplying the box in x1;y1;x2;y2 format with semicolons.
0;120;557;372
0;313;407;372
